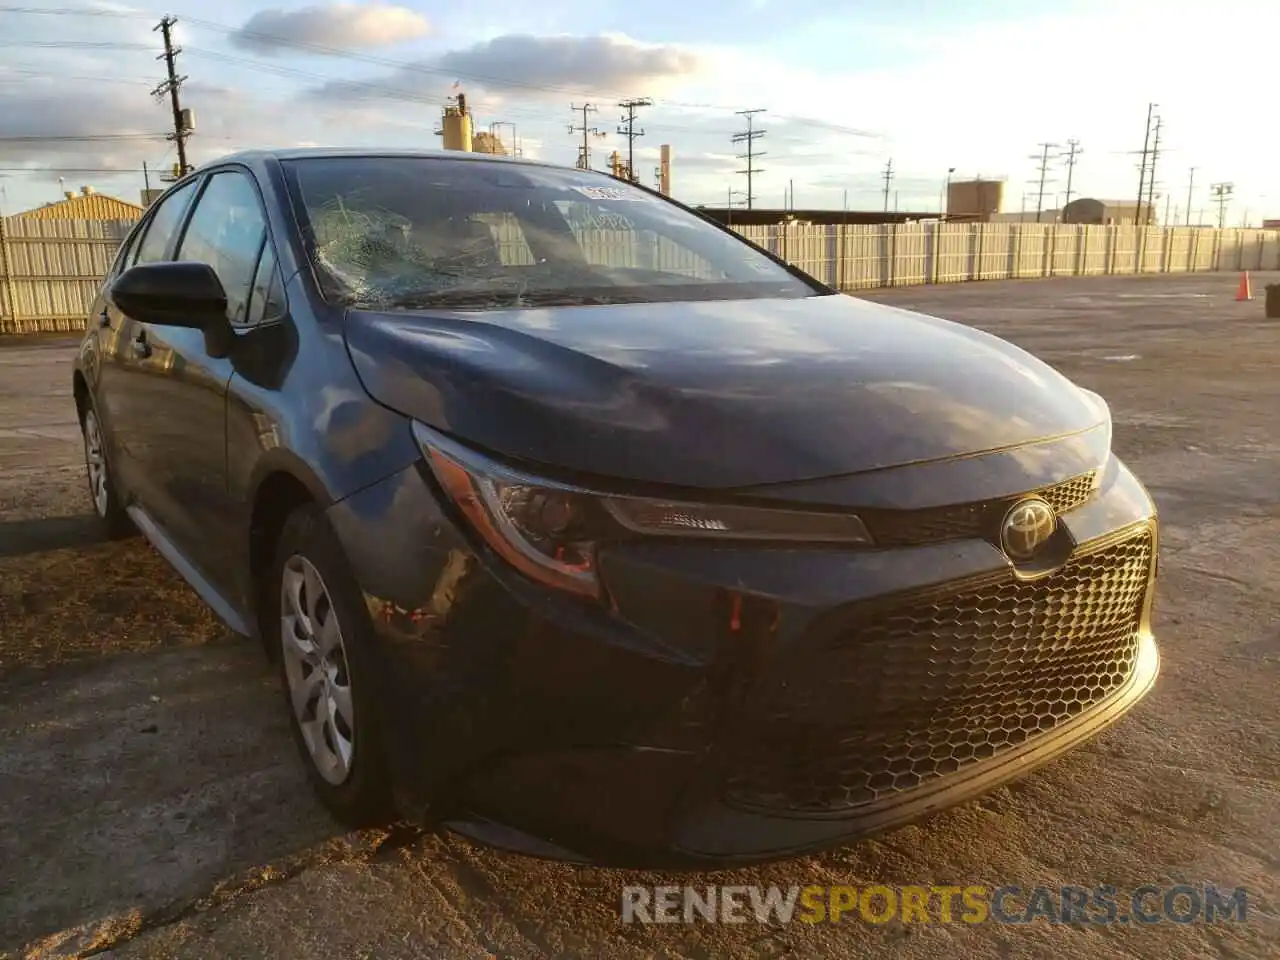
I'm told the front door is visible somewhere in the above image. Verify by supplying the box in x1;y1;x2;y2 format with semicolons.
103;177;201;507
131;168;275;598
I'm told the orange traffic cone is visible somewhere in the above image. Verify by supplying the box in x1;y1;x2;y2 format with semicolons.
1235;271;1253;301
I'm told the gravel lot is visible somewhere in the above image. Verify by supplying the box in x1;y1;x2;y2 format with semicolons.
1;272;1277;959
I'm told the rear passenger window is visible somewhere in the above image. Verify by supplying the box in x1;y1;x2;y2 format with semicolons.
176;171;268;325
133;180;198;265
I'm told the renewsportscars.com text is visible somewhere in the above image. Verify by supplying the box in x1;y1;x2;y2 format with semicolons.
620;884;1250;925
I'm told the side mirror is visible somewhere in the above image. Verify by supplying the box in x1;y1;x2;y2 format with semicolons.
109;261;228;329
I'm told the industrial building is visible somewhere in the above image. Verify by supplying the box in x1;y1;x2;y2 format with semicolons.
946;178;1006;221
1061;199;1156;226
12;185;143;221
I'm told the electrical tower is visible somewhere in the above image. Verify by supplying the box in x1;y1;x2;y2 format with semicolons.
153;16;191;176
1145;115;1162;224
616;97;652;183
1210;182;1234;228
881;158;894;214
569;103;604;170
1185;167;1197;225
1061;139;1082;208
1134;103;1157;225
1030;142;1059;223
731;109;766;210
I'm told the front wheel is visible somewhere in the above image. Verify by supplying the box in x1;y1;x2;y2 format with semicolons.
271;506;394;826
80;402;133;539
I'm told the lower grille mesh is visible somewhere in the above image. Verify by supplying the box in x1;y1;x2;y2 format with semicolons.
722;527;1153;815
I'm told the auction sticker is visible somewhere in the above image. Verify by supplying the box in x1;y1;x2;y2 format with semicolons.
573;186;642;201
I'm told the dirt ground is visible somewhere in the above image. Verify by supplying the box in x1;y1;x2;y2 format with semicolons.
1;272;1277;959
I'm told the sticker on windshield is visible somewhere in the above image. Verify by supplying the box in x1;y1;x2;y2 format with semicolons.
572;186;642;201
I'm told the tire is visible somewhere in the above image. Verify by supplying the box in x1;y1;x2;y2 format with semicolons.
80;399;134;540
270;505;394;827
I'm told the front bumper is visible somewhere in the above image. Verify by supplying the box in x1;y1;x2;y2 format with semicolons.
327;452;1160;868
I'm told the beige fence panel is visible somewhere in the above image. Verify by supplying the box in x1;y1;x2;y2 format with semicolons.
891;224;929;286
1050;226;1081;277
934;224;973;283
1013;226;1045;279
1261;232;1280;274
4;217;1280;335
1165;229;1192;273
1080;227;1109;276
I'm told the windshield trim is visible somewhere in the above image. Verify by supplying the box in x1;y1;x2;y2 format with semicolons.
280;155;834;311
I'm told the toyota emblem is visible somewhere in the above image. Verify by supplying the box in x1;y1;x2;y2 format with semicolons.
1000;498;1057;561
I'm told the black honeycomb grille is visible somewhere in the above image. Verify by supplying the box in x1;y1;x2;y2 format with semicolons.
867;471;1097;548
721;527;1153;816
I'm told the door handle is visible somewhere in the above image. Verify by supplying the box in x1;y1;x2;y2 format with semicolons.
98;308;111;328
131;333;151;358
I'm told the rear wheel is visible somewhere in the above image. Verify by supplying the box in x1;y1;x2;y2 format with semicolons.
80;402;133;539
271;506;394;826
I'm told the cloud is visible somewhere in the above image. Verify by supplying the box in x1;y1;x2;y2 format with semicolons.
436;34;702;95
227;3;430;55
307;33;704;107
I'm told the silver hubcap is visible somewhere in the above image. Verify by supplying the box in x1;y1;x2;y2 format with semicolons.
83;410;109;517
281;555;355;785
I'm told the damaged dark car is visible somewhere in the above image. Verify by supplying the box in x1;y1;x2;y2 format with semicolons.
72;149;1159;867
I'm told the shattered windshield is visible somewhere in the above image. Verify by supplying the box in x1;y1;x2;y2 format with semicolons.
282;156;821;310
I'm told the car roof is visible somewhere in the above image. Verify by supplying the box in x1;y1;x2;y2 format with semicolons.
207;147;572;172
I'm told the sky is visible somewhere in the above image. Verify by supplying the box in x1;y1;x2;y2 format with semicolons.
0;0;1276;222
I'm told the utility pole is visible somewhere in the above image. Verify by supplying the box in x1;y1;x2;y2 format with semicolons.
1031;142;1058;223
153;15;191;175
1185;167;1196;226
616;97;651;183
1135;102;1156;226
1145;115;1162;225
731;109;766;210
1210;182;1234;228
1061;139;1082;208
569;103;603;170
881;158;894;214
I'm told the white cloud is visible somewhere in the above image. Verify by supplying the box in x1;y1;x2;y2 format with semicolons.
228;3;430;55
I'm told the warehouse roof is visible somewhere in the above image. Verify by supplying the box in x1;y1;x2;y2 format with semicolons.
12;190;144;221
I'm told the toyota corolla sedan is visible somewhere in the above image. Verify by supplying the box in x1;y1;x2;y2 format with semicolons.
73;148;1158;867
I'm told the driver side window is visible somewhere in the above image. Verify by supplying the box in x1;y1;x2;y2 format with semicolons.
176;170;268;326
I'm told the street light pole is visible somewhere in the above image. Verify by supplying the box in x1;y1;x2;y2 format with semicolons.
942;166;955;220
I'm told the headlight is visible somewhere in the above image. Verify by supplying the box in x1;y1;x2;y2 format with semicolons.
413;422;873;598
1077;386;1113;459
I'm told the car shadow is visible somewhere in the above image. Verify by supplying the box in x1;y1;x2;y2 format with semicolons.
0;515;107;559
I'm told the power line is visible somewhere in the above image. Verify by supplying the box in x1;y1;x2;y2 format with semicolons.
568;103;604;170
1030;142;1058;223
0;133;166;143
0;166;152;173
153;15;191;175
731;109;766;210
0;39;152;49
616;97;651;183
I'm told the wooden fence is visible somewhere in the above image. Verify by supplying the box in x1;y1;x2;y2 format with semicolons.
3;216;1278;335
